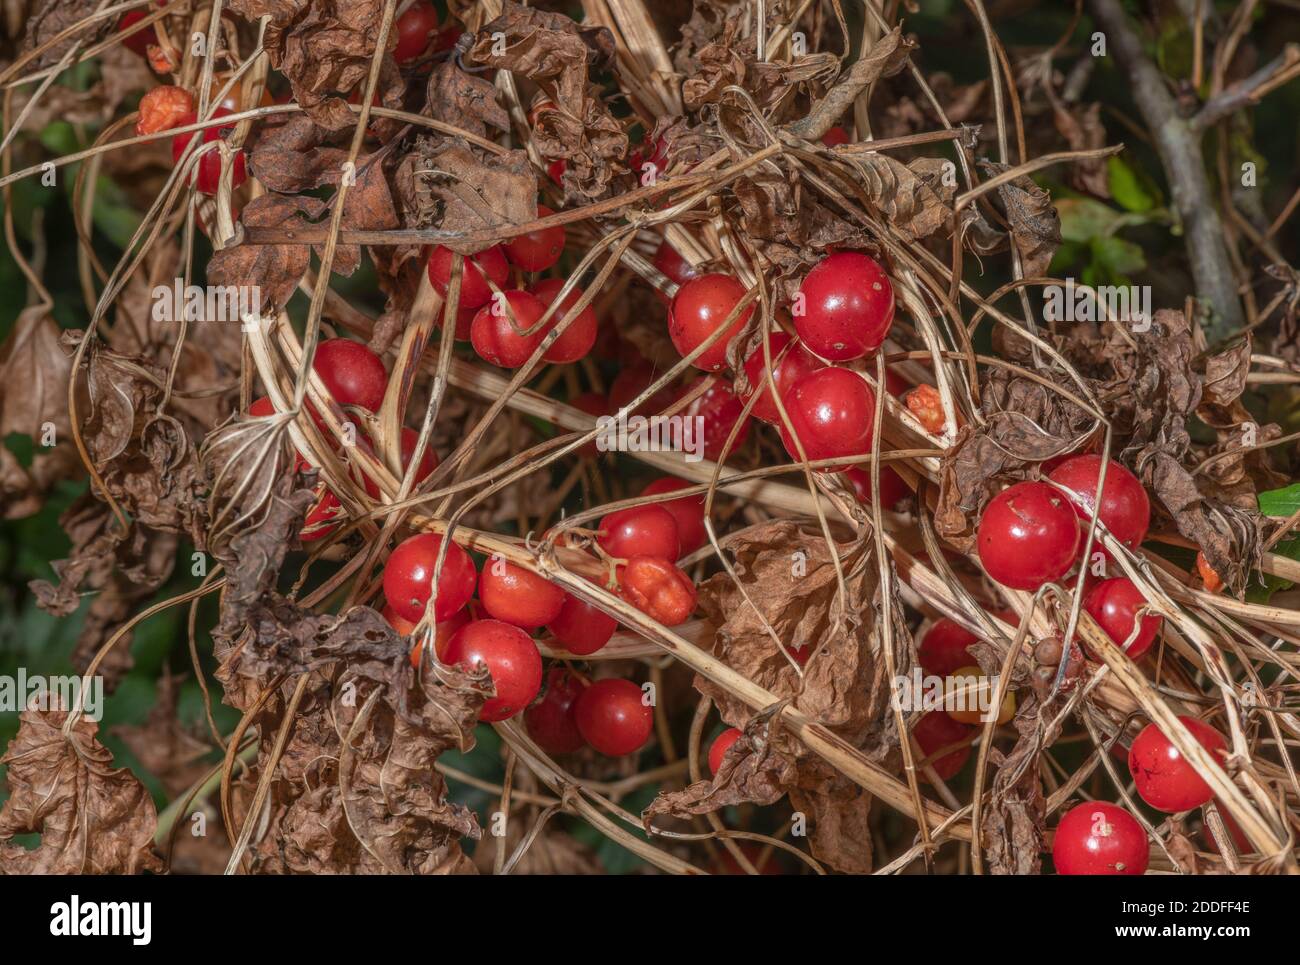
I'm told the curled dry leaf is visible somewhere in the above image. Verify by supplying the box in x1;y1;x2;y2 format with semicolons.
0;709;163;874
467;1;624;200
227;0;405;132
645;519;891;872
977;160;1062;279
397;136;536;254
0;305;76;519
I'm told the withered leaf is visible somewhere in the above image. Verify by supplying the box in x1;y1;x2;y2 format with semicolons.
402;138;536;254
208;193;325;311
425;58;510;140
979;160;1061;279
848;153;955;242
0;709;163;874
20;0;114;69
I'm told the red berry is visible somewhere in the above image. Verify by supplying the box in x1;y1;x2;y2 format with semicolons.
668;274;753;372
312;337;388;413
397;605;470;668
618;556;696;626
708;727;742;775
1128;716;1227;813
170;108;248;195
641;477;706;554
445;302;478;340
1052;801;1148;875
841;465;909;512
442;619;542;722
794;251;894;361
505;205;566;272
529;277;598;364
977;481;1080;590
574;678;654;756
778;366;876;471
1048;454;1151;557
524;668;586;754
821;125;850;147
118;10;155;58
913;711;972;781
547;589;618;655
740;331;825;424
1083;576;1161;659
598;505;680;561
358;426;438;498
427;245;510;310
393;1;440;64
678;376;750;461
383;603;418;636
918;619;979;678
382;532;478;623
653;240;699;290
470;290;548;368
300;484;341;542
479;559;565;629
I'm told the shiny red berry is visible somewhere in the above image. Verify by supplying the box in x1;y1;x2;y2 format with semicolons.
479;559;565;629
1052;801;1148;875
382;533;477;623
1128;716;1227;813
821;126;850;147
312;338;388;413
470;290;548;368
741;331;825;424
1048;454;1151;557
529;277;598;364
778;366;876;471
977;481;1080;590
598;505;680;561
641;477;706;554
427;245;510;310
574;678;654;756
794;251;894;361
170;108;247;195
708;727;742;775
913;711;972;782
442;619;542;722
678;376;750;461
1083;576;1162;658
918;619;979;678
393;2;440;64
653;240;698;294
668;274;753;372
524;667;586;754
505;205;566;272
547;589;618;655
841;465;909;512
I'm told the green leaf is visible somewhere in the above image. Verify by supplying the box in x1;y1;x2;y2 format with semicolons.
1259;483;1300;517
91;174;143;250
1107;155;1160;213
1056;198;1123;243
1090;235;1147;277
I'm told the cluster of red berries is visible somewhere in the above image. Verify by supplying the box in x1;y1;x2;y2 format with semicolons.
250;338;436;541
376;479;705;749
974;453;1162;657
1049;713;1228;874
425;210;598;370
